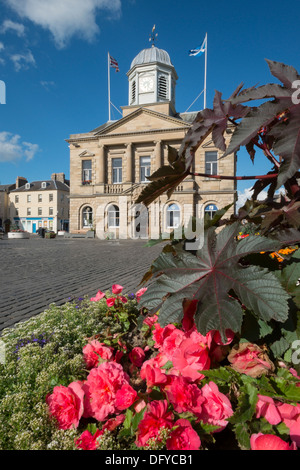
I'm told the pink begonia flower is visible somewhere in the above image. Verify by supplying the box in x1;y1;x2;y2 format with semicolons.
83;340;114;369
106;297;116;307
198;381;233;431
140;360;168;391
90;290;105;302
152;323;177;350
134;399;147;414
136;400;174;448
277;403;300;446
161;328;186;361
112;284;123;294
166;419;201;450
227;342;274;378
46;381;84;430
143;314;158;328
75;429;104;450
163;375;205;417
115;383;138;411
171;336;210;382
119;295;128;304
250;433;297;450
135;287;147;303
129;347;146;368
102;414;126;432
83;362;130;422
255;395;282;425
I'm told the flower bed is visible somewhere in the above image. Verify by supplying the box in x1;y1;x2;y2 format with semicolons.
7;231;30;239
1;284;300;451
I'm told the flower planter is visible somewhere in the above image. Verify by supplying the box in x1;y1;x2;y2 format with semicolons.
8;231;30;239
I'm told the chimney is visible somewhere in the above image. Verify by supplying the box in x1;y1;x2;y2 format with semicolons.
16;176;28;189
51;173;65;183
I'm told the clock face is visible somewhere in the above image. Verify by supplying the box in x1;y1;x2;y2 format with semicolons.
139;75;154;92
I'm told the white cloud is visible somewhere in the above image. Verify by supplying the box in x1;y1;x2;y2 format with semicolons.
236;186;286;210
10;49;36;71
6;0;122;48
40;80;55;91
1;19;25;36
0;132;39;163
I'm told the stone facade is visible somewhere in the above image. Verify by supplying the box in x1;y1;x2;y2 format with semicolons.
67;47;236;240
9;173;70;233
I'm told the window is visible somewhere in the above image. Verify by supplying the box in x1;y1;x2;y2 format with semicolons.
158;74;168;99
205;204;218;220
15;195;19;203
112;158;122;184
205;151;218;175
27;208;31;216
49;193;53;202
38;208;42;216
83;206;93;228
140;156;151;182
82;160;92;184
108;205;120;228
41;182;47;189
15;208;19;216
166;203;180;228
38;194;42;202
27;195;31;203
49;207;53;216
131;80;136;104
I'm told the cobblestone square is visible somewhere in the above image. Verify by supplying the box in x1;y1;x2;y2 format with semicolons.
0;236;163;331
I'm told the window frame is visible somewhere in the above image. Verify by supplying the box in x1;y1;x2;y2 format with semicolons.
112;158;122;184
166;203;181;229
140;156;151;183
205;151;218;175
107;204;120;228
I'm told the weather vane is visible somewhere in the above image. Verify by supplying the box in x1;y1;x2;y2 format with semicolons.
149;25;158;47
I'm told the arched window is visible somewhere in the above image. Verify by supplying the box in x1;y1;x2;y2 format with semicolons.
108;205;120;228
166;203;180;228
82;206;93;228
204;204;218;220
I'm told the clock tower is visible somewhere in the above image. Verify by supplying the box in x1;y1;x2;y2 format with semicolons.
127;44;178;113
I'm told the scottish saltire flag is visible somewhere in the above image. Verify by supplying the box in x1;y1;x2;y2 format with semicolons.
189;35;207;57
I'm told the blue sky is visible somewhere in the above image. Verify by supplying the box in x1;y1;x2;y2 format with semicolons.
0;0;299;204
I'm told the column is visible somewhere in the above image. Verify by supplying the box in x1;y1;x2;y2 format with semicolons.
97;144;106;184
154;140;162;170
126;143;133;183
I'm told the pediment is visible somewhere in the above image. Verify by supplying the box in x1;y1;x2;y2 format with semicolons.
94;108;190;137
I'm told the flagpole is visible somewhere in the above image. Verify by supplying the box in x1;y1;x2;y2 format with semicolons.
204;33;207;109
108;52;111;121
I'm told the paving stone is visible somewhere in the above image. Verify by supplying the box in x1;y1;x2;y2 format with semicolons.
0;237;163;331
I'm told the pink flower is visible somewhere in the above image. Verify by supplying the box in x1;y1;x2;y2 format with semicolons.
106;297;116;307
140;360;168;391
90;290;105;302
83;340;114;369
198;381;233;431
152;323;177;350
277;403;300;446
171;335;210;382
134;399;147;414
163;375;204;417
143;314;158;328
182;299;197;332
135;287;147;303
112;284;123;295
119;295;128;304
75;429;104;450
256;395;282;425
227;342;274;378
161;328;186;361
115;383;138;411
46;381;84;430
250;433;297;450
136;400;174;447
129;347;145;368
83;362;129;422
102;414;126;432
166;419;201;450
211;329;234;346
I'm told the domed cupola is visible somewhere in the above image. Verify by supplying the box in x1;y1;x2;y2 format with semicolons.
127;43;178;109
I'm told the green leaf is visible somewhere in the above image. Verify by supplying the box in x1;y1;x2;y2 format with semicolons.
131;407;147;432
140;222;292;341
233;422;250;450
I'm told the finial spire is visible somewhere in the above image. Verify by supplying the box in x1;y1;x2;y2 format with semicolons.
149;24;158;47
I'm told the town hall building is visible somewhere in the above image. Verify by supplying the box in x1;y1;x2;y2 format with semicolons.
67;44;237;239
